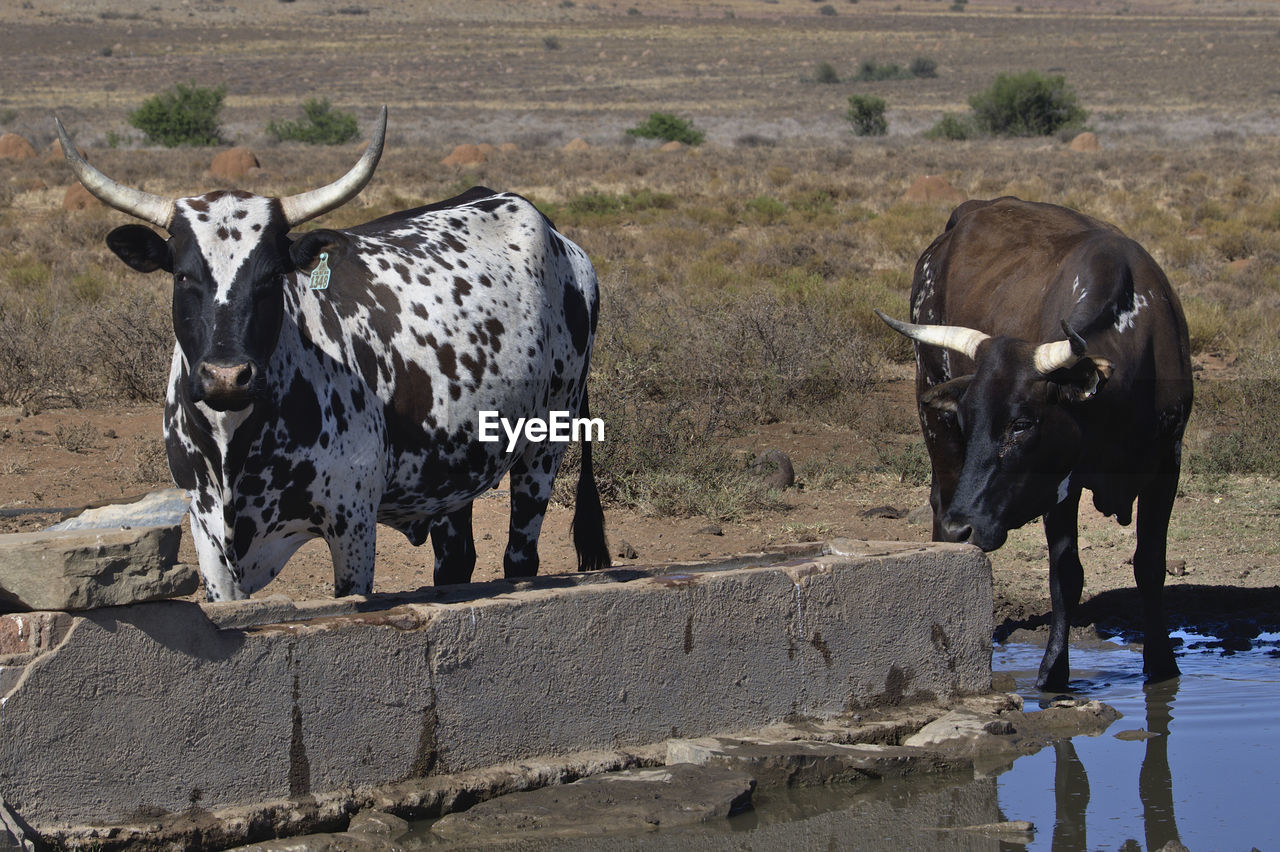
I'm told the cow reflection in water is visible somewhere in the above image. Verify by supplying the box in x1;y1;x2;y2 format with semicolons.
1042;681;1183;852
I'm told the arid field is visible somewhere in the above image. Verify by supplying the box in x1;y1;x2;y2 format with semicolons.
2;0;1279;640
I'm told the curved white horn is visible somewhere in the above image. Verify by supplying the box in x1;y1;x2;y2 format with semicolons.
280;105;387;227
54;116;175;229
1032;321;1089;374
874;309;989;361
1032;339;1080;374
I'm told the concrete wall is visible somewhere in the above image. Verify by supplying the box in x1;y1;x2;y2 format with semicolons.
0;541;991;831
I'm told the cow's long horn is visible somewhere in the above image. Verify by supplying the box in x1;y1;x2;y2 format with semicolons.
1032;321;1088;374
280;105;387;227
874;309;989;360
54;116;175;229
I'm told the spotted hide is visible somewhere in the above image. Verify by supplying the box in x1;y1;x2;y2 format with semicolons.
57;109;610;601
878;197;1192;691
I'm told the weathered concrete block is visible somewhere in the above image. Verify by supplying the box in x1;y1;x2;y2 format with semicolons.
0;525;195;611
0;542;992;832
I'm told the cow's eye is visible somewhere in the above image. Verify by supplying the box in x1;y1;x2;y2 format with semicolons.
1009;417;1035;436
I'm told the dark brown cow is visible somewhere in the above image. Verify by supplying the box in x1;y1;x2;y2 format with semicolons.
878;197;1193;691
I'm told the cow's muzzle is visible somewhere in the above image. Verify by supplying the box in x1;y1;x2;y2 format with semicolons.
939;514;1007;553
193;360;258;411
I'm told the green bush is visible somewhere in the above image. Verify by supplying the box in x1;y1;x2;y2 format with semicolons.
626;112;705;146
968;71;1087;137
266;98;359;145
854;60;906;82
847;94;888;137
129;82;226;147
814;61;840;84
925;112;977;140
909;56;938;78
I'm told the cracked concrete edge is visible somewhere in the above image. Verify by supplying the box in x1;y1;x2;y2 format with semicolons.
39;701;969;852
196;541;986;634
41;690;1112;852
40;744;671;851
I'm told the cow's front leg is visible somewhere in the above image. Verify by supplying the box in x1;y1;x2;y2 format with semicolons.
328;508;378;596
431;504;478;585
921;404;963;541
503;455;560;578
1134;452;1180;682
189;510;249;602
1038;489;1083;692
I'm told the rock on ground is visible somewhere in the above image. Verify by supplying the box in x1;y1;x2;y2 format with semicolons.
666;736;970;787
430;764;755;842
0;525;195;611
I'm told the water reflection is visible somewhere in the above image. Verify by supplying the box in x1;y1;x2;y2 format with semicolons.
1031;676;1185;852
1051;739;1089;851
1138;678;1181;852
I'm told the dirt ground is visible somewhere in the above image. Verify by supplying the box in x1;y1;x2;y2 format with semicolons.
4;376;1279;644
3;0;1280;644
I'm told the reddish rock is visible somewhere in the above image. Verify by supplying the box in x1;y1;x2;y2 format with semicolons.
210;147;260;181
63;182;101;211
562;137;591;152
903;175;965;205
441;143;488;166
45;138;84;164
1068;131;1101;152
498;142;520;154
0;133;37;160
659;140;685;152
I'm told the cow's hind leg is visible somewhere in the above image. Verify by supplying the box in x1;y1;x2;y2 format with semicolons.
503;454;560;578
431;504;478;585
1133;451;1181;682
1038;489;1084;692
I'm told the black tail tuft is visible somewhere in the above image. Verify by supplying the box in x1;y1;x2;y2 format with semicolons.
572;389;611;572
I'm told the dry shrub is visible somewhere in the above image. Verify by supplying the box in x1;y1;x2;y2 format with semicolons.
88;288;172;402
1188;349;1280;479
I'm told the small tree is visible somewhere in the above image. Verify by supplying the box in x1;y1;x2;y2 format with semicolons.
847;94;888;137
129;82;226;147
925;113;977;140
909;56;938;78
266;98;359;145
814;61;840;84
968;71;1087;137
626;112;705;146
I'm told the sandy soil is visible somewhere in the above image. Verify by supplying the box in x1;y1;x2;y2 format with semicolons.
2;0;1278;646
3;377;1279;644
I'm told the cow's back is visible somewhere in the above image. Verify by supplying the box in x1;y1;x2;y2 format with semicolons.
285;190;598;519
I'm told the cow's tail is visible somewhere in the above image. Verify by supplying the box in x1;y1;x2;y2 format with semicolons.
572;387;611;572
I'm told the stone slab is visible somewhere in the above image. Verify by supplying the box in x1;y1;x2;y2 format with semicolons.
0;541;991;832
431;764;755;842
665;736;971;787
45;488;191;532
0;524;195;611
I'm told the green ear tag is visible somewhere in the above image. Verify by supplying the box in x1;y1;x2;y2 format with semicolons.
309;252;331;291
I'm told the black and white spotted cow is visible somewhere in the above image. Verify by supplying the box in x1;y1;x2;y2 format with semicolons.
57;108;610;600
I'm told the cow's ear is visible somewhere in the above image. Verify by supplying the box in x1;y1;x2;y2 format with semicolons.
920;375;973;413
1050;357;1113;404
106;224;171;273
288;229;350;274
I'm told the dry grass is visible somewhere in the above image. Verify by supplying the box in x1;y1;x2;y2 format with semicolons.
3;3;1278;517
3;135;1279;508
